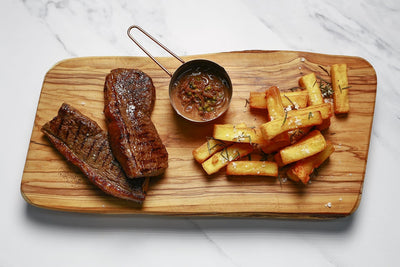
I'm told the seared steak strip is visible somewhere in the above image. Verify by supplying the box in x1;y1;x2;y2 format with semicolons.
41;103;148;203
104;68;168;178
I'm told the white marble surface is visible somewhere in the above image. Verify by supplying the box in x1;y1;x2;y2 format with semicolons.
1;0;399;266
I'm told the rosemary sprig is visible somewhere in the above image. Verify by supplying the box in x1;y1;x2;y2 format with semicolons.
206;136;225;155
281;111;288;127
235;131;252;143
317;75;331;84
289;129;304;143
288;86;305;92
317;75;333;98
245;98;250;108
220;147;230;161
230;150;241;161
318;65;330;76
220;147;241;162
313;78;317;88
283;95;296;109
338;83;352;93
260;150;269;161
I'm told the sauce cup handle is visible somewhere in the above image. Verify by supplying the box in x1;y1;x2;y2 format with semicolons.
127;25;185;77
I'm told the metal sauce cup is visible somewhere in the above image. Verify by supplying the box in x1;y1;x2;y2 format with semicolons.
127;25;232;123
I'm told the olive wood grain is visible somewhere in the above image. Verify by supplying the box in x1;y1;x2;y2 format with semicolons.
21;51;377;218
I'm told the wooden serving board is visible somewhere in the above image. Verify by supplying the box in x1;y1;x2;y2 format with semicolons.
21;51;377;218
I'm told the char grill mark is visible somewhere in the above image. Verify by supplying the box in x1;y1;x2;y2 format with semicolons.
72;123;81;146
86;138;96;162
41;103;148;203
104;68;168;178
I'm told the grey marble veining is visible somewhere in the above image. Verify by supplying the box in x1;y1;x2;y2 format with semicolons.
245;0;400;159
1;0;400;266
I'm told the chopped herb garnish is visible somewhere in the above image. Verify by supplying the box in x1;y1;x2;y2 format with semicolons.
308;112;313;119
260;150;270;161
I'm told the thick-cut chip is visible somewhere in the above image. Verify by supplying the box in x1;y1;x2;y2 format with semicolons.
287;141;335;183
260;125;307;154
316;117;331;131
275;130;327;166
299;73;332;129
202;143;254;175
261;138;291;154
249;91;308;110
281;91;308;110
288;127;312;144
192;138;229;163
299;73;324;106
227;161;278;177
248;91;267;109
213;124;265;144
260;111;323;140
287;103;333;120
265;86;285;121
331;63;350;114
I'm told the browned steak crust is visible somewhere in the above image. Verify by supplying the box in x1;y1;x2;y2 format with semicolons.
104;68;168;178
41;103;148;203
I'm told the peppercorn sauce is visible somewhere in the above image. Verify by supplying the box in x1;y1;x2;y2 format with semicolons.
170;66;230;121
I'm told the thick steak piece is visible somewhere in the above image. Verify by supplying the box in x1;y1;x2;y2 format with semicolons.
41;103;148;203
104;68;168;178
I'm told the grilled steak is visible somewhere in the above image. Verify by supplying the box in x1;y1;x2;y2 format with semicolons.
41;103;148;203
104;68;168;178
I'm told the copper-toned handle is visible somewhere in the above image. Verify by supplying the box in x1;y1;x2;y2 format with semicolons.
127;25;185;77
